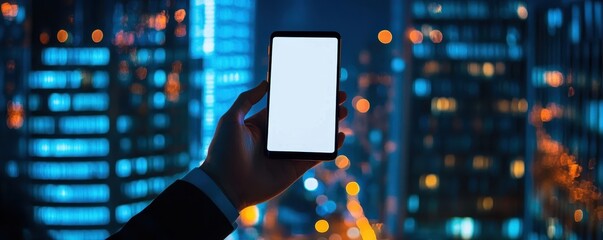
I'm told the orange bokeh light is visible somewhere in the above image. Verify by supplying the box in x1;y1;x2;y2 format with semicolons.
355;98;370;113
155;12;167;30
7;101;24;129
57;29;69;43
429;30;443;43
174;9;186;23
377;30;392;44
409;29;423;44
91;29;103;43
39;32;50;45
335;155;350;169
1;2;18;18
165;73;181;102
544;71;564;87
540;108;553;122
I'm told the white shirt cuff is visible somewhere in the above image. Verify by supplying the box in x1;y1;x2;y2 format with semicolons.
181;167;239;229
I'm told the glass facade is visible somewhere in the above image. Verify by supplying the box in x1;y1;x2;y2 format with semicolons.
402;1;528;238
528;0;603;238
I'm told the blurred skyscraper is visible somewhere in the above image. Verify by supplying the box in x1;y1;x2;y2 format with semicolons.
401;1;528;238
527;0;603;238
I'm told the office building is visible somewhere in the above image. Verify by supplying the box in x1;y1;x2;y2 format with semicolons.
402;1;528;238
527;0;603;238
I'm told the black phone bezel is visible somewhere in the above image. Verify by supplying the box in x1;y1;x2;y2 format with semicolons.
265;31;341;160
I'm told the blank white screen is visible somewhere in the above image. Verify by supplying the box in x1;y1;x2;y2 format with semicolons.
267;36;338;153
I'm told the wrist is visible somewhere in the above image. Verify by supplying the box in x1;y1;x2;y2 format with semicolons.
200;162;246;211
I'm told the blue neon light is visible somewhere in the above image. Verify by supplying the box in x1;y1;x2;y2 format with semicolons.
29;71;81;89
42;48;110;66
135;157;148;175
153;70;166;87
407;195;419;213
340;68;348;81
29;94;40;111
117;115;132;133
59;115;109;134
30;138;109;157
29;161;109;180
72;93;109;111
154;48;166;64
116;201;151;223
116;159;132;178
137;49;151;65
153;134;165;150
48;93;71;112
153;92;166;109
35;206;110;226
34;184;110;203
503;218;522;239
6;160;18;178
29;116;55;134
391;58;406;72
153;114;169;128
413;78;431;97
48;230;109;240
92;71;109;88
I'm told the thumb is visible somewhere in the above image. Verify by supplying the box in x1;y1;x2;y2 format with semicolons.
228;80;268;120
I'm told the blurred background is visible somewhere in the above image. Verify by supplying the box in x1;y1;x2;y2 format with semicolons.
1;0;602;239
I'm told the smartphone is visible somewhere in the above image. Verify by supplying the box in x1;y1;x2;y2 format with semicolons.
265;31;341;160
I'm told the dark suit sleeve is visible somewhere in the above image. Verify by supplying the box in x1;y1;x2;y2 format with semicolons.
108;180;235;240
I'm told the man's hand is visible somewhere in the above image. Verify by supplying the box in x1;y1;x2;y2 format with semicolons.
201;80;348;211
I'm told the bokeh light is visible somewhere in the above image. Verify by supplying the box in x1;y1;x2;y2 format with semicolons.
377;30;392;44
174;9;186;23
315;219;329;233
517;4;528;20
91;29;103;43
39;32;50;45
346;181;360;196
409;29;423;44
57;29;69;43
355;98;370;113
240;205;260;227
335;155;350;169
429;29;443;43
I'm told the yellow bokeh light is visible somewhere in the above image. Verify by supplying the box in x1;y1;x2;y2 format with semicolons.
409;29;423;44
481;196;494;211
517;4;528;20
355;98;370;113
423;174;439;189
473;155;490;170
346;181;360;196
174;9;186;23
315;219;330;233
240;205;260;227
377;30;393;44
57;29;69;43
91;29;103;43
347;199;364;218
335;155;350;169
482;62;495;77
517;99;528;112
429;30;443;43
574;209;583;222
357;217;377;240
511;159;525;179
